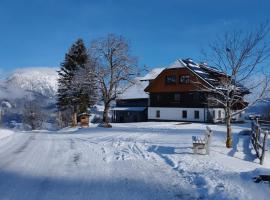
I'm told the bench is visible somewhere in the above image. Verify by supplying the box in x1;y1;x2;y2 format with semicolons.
192;126;213;155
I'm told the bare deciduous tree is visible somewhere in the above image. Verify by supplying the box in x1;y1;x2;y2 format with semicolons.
90;34;137;127
22;100;45;130
202;23;270;148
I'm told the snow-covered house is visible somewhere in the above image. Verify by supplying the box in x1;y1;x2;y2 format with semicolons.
111;68;164;123
112;59;248;123
144;59;249;123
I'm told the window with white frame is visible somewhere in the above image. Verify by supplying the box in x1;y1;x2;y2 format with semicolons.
165;75;176;84
179;75;190;84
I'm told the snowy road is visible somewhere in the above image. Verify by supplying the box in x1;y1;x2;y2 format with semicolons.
0;128;189;200
0;123;269;200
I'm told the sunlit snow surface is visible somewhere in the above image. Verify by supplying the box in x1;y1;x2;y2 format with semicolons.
0;122;269;200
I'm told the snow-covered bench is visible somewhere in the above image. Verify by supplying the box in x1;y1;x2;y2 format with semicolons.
192;126;213;155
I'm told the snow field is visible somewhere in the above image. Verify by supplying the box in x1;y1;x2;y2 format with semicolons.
0;122;269;200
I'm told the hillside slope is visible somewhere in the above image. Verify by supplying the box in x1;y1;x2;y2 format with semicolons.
6;67;58;98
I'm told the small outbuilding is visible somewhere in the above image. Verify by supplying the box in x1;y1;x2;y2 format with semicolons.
78;113;90;127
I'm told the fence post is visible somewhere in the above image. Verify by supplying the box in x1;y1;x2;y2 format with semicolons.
206;129;212;155
255;125;259;150
258;126;260;146
260;131;269;165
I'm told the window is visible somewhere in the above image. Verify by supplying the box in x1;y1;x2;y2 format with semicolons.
182;110;187;118
213;110;215;118
180;75;190;84
174;93;181;101
218;110;221;119
156;95;161;103
165;75;176;84
156;110;160;118
194;110;199;119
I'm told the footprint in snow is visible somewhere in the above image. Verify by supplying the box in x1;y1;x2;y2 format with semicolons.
115;154;125;161
101;147;106;154
215;183;225;191
70;139;75;150
73;153;81;165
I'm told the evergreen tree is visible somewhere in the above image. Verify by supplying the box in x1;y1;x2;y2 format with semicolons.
57;39;97;127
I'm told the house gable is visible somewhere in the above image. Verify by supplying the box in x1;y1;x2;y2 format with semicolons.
144;67;207;93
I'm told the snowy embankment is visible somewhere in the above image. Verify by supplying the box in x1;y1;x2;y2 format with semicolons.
0;128;15;140
0;122;269;200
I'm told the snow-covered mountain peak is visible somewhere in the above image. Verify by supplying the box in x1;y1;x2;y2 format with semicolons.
7;67;59;97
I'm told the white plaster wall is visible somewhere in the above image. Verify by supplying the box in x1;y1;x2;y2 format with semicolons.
148;107;206;122
207;108;225;123
148;107;245;122
207;108;245;122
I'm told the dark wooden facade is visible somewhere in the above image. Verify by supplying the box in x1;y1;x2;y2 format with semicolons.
145;67;247;110
112;109;147;123
145;68;205;93
150;92;206;107
113;59;248;123
116;98;148;107
112;98;148;123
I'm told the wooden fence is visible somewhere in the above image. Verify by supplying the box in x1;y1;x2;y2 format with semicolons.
251;119;269;165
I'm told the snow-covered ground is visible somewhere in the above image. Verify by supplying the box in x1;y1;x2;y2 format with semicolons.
0;128;15;140
0;122;269;200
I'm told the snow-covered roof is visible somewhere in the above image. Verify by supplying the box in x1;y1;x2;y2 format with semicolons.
194;69;208;74
1;101;12;108
166;59;186;69
164;59;222;87
199;63;225;75
111;107;146;111
164;58;249;93
140;68;165;81
117;78;149;100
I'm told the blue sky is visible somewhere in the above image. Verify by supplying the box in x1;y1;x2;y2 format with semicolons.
0;0;269;75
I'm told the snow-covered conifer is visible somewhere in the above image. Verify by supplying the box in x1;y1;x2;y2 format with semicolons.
57;39;97;127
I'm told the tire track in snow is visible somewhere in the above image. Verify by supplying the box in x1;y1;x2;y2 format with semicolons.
101;139;150;162
13;134;36;154
0;133;35;170
0;130;198;200
146;146;206;199
0;133;30;157
148;149;241;200
73;153;82;165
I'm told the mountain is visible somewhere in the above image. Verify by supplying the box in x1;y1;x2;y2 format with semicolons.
6;67;58;98
0;67;59;128
245;99;270;118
